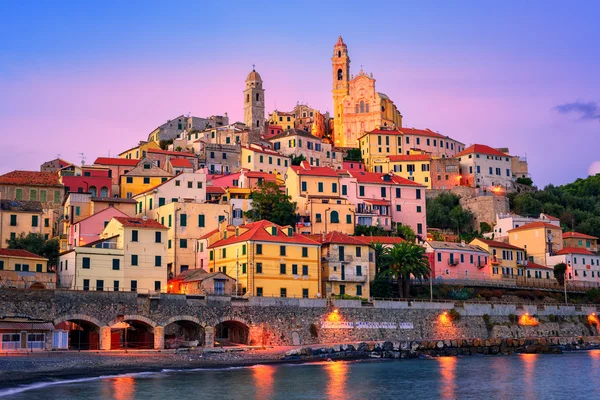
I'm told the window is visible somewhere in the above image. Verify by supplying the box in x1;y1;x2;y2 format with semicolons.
301;181;307;191
356;265;362;276
82;257;90;269
280;245;286;256
9;215;17;226
339;285;346;295
96;280;104;291
180;239;187;248
112;259;120;270
356;285;363;296
256;263;263;273
437;253;442;262
280;288;287;298
346;214;352;224
131;280;137;292
143;177;150;184
316;213;322;223
180;214;187;226
341;185;347;196
359;186;365;196
132;230;138;242
292;264;298;275
416;189;421;199
337;68;343;80
155;256;161;267
280;264;286;274
256;244;263;254
209;251;214;261
302;265;309;276
417;224;423;235
15;189;22;200
318;182;324;192
113;280;120;292
330;210;339;223
417;206;422;213
332;183;337;193
256;287;263;297
155;231;162;243
302;288;309;299
131;254;138;266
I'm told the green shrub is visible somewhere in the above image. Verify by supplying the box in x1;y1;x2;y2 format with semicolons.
448;309;461;322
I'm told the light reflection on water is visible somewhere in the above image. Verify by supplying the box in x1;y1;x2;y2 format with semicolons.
3;352;600;400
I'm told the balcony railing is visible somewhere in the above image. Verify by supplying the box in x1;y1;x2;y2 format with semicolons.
328;273;367;283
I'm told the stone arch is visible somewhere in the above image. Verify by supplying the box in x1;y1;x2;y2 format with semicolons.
99;186;109;197
162;315;201;327
214;317;250;345
89;186;97;197
54;313;104;328
107;314;157;328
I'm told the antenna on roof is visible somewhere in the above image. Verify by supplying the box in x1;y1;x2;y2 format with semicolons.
78;153;86;166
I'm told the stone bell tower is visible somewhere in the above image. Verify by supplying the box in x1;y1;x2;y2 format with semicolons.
332;37;350;147
244;66;265;133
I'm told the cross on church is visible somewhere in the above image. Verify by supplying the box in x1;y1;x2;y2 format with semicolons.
252;64;255;71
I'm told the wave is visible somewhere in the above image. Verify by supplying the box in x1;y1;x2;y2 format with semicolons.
0;372;158;398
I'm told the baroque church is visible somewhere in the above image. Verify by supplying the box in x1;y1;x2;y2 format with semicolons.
332;37;403;148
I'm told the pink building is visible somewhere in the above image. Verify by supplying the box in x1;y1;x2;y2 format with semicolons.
68;206;128;249
264;125;283;139
60;165;113;198
425;241;489;280
93;157;140;194
342;161;365;171
338;170;427;237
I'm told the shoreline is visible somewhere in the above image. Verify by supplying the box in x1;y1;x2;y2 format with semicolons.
1;337;598;393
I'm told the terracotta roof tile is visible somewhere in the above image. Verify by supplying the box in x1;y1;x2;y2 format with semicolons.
290;162;339;177
94;157;140;166
0;249;47;260
347;170;423;186
507;222;562;233
472;239;524;251
0;171;61;187
169;159;193;168
555;247;595;256
112;217;168;229
305;231;368;245
208;220;320;248
455;144;509;158
562;232;597;240
354;236;406;245
148;149;196;157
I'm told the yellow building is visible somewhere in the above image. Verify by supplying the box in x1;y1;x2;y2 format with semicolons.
0;200;54;245
317;232;371;299
359;128;405;171
331;37;403;148
58;216;168;293
268;111;295;131
0;249;54;289
201;220;321;298
372;153;433;188
119;141;161;160
285;161;355;235
508;222;563;266
147;201;232;278
119;158;173;198
241;145;289;176
470;238;525;280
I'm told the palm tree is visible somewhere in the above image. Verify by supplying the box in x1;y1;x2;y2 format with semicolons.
371;242;390;276
384;242;430;298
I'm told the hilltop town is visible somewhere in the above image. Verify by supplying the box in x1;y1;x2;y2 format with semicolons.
0;36;598;305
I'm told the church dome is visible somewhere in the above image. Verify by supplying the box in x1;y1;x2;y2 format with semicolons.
246;69;262;82
335;36;347;48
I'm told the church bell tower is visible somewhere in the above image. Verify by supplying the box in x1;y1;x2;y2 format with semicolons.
332;37;350;147
244;66;265;133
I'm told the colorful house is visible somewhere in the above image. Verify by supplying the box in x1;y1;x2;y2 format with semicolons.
147;148;198;171
285;161;354;235
547;247;600;285
0;249;54;289
68;207;128;249
58;217;168;293
119;158;173;198
0;200;54;244
59;165;113;198
508;222;563;266
118;140;161;160
455;144;513;192
317;232;371;299
424;241;489;281
93;157;140;196
470;238;525;280
168;269;236;295
200;220;321;298
268;129;342;169
241;144;289;176
563;232;598;253
338;170;427;237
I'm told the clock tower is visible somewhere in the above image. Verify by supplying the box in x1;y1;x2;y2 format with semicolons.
332;36;350;147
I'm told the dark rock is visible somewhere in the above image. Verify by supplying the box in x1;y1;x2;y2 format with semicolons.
383;341;394;351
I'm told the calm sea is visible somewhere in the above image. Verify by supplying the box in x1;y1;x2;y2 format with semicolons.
2;351;600;399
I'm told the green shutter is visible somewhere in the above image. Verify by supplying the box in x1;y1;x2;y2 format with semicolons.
198;214;205;227
180;214;187;226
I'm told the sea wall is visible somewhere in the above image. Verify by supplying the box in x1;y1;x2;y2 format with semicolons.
0;289;598;348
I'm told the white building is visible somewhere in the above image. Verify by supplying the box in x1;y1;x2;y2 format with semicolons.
486;212;561;240
268;129;343;169
547;247;600;286
455;144;513;191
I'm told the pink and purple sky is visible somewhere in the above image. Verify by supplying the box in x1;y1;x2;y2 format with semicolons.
1;1;599;186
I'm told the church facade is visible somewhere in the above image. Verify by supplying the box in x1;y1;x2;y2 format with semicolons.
332;37;403;149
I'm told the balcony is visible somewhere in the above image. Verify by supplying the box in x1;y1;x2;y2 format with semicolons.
448;259;459;266
327;273;367;283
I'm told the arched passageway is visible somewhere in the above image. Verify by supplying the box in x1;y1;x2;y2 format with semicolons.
55;319;100;350
111;319;155;349
214;320;249;345
164;320;205;348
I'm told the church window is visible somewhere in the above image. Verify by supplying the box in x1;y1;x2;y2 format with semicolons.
337;69;343;80
360;101;365;113
256;120;260;127
246;94;249;103
338;50;341;57
366;103;369;112
381;106;385;112
355;104;359;114
256;93;260;102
